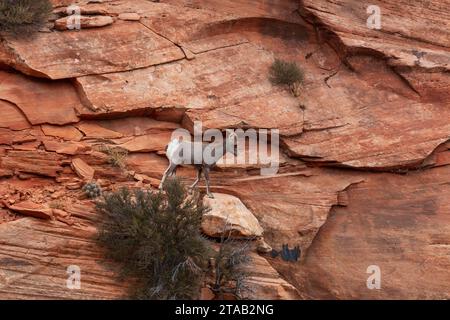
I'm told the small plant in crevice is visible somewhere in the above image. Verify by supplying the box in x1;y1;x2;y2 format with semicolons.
95;178;211;300
49;200;64;210
83;182;102;199
210;231;252;299
269;58;304;97
99;144;129;169
0;0;53;37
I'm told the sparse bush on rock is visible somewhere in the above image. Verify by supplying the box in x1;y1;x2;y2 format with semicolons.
99;144;129;169
0;0;52;36
269;58;304;97
211;232;252;299
96;178;210;300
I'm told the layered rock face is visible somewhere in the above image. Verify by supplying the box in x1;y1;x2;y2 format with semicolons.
0;0;449;299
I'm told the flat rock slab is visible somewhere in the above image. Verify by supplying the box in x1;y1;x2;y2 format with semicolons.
0;71;80;125
162;0;302;22
76;122;123;139
1;150;64;178
118;132;172;153
0;100;31;131
202;193;264;238
118;13;141;21
184;93;304;136
41;124;83;141
76;43;303;135
71;158;95;181
9;201;52;220
75;43;275;110
90;117;180;137
54;15;114;30
118;1;225;44
1;20;184;79
42;139;87;155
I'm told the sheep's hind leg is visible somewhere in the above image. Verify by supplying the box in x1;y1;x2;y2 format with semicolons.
189;167;202;193
203;167;214;198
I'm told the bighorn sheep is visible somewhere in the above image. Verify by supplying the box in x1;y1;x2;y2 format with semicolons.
159;131;238;198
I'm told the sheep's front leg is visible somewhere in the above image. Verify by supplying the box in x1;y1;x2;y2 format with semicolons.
168;163;178;177
159;163;177;190
159;167;170;190
189;167;202;192
203;167;214;198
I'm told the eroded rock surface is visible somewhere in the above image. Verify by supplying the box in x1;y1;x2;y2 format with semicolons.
8;201;53;220
274;165;450;299
0;208;127;299
242;252;301;300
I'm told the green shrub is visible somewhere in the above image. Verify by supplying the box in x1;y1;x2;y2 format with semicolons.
96;178;211;300
269;58;304;97
0;0;52;36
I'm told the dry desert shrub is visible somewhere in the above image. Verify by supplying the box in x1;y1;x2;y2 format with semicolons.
96;178;210;299
269;58;304;97
99;144;129;169
0;0;52;36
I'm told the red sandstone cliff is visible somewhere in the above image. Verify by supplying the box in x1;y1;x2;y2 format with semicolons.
0;0;449;299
